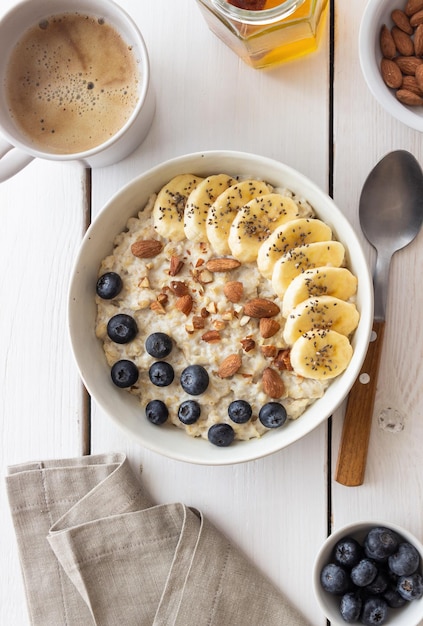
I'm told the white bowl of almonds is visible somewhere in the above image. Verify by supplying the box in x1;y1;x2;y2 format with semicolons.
68;151;372;465
360;0;423;131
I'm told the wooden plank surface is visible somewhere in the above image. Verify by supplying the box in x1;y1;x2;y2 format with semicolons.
331;12;423;626
89;1;331;623
0;157;89;622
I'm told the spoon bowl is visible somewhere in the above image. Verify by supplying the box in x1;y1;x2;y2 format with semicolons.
360;151;423;249
360;151;423;320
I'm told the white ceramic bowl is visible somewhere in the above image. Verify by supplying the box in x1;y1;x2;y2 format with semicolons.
359;0;423;132
68;150;373;465
313;521;423;626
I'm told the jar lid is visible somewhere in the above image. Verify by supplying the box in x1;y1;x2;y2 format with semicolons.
211;0;306;25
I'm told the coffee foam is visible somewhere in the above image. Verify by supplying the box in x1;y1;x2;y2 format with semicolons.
5;13;140;154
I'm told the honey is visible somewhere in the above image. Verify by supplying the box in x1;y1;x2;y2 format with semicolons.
195;0;329;69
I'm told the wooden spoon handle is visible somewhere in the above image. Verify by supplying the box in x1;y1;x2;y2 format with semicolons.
335;319;385;486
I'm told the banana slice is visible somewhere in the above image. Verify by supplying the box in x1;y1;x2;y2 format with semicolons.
283;295;359;345
153;174;204;242
257;218;332;279
282;267;358;317
184;174;237;243
272;241;345;298
206;179;271;255
228;194;301;263
290;329;353;380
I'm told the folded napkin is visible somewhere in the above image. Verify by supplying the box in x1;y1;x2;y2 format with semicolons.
6;452;310;626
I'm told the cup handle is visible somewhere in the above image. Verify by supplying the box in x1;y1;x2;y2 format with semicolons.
0;137;34;183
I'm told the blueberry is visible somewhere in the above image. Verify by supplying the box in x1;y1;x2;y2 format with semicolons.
148;361;174;387
107;314;138;344
320;563;350;595
111;360;138;388
208;423;235;447
364;527;399;562
258;402;287;428
334;536;362;569
383;584;407;608
388;542;420;576
145;332;173;358
340;591;362;623
397;572;423;601
180;365;209;395
351;559;378;587
178;400;201;425
365;569;389;595
360;597;388;625
145;400;168;425
96;271;122;299
228;400;252;424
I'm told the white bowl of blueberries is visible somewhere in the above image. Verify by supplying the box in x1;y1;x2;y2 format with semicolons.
313;521;423;625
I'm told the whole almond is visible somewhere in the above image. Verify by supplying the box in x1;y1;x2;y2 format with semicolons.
410;9;423;26
201;330;221;343
205;257;241;272
243;298;280;318
415;23;423;56
402;74;423;94
391;9;413;34
175;294;193;315
262;367;285;399
415;63;423;89
224;280;244;303
396;88;423;104
391;26;414;55
217;353;242;378
381;58;403;88
131;239;163;258
380;24;397;58
395;55;423;74
259;317;281;339
169;254;184;276
405;0;423;16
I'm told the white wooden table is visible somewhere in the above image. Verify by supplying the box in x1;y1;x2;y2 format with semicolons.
1;1;423;624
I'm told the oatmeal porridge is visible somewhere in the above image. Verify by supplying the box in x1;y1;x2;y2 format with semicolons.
95;174;359;446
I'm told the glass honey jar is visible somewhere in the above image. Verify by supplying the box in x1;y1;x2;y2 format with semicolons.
195;0;329;69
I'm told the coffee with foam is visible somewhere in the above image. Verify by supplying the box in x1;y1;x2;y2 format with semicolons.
5;13;140;154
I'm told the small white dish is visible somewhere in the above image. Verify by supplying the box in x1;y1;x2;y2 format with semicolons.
359;0;423;132
313;520;423;626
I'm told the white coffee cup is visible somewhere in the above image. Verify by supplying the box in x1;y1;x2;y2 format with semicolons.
0;0;155;183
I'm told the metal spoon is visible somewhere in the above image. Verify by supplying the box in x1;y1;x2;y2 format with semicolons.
335;150;423;486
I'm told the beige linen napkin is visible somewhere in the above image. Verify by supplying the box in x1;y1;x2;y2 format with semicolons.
6;452;310;626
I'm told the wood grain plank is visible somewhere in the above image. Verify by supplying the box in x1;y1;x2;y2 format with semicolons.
89;1;331;623
331;14;423;626
0;159;89;624
0;0;91;604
